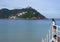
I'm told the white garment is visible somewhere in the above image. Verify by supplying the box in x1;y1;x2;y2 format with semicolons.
52;21;55;26
49;38;58;42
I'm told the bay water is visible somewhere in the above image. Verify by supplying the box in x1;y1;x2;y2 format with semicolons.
0;19;60;42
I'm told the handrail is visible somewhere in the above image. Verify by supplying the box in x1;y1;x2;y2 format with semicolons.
42;25;60;42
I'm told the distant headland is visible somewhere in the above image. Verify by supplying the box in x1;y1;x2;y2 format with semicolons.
0;7;47;20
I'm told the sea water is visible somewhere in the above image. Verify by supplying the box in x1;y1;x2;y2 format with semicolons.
0;19;60;42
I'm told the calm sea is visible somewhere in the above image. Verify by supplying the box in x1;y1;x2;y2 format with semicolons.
0;19;60;42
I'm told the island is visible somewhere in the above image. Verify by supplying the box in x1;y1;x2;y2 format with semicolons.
0;7;47;20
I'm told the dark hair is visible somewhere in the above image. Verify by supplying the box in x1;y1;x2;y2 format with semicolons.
53;26;56;29
52;18;55;21
52;41;54;42
53;35;57;37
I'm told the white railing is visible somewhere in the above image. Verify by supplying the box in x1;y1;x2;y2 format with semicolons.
56;25;60;37
42;26;52;42
42;25;60;42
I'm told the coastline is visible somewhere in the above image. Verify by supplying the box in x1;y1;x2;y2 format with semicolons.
0;18;48;20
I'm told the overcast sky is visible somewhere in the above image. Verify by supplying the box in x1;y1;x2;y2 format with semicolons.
0;0;60;18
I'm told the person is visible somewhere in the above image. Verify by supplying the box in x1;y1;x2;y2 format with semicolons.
52;35;58;42
52;18;56;26
49;35;58;42
53;26;56;35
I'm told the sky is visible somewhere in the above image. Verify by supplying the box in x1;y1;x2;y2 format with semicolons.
0;0;60;18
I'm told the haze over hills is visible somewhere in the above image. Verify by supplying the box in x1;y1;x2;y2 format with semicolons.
0;7;46;19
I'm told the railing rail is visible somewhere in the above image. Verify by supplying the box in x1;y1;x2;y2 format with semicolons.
42;25;60;42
